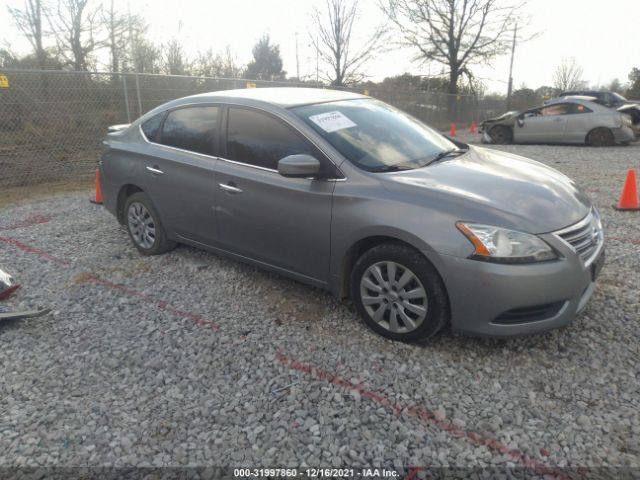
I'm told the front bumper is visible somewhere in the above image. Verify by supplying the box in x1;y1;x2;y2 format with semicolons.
613;125;636;144
423;235;605;337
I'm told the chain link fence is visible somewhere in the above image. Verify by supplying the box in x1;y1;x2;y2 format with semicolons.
0;69;505;188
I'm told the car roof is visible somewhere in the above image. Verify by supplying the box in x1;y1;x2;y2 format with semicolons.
183;87;367;108
551;95;598;103
546;96;598;105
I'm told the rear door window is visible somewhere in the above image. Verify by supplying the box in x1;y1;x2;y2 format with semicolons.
161;106;219;156
226;107;315;170
540;104;571;116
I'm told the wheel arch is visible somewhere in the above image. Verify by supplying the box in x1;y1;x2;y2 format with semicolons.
116;184;144;223
337;234;449;304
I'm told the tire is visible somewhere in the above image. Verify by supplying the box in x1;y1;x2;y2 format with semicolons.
124;192;176;255
350;243;449;342
489;125;513;144
587;127;614;147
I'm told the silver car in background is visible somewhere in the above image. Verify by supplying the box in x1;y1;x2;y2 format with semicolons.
481;96;636;146
100;88;604;342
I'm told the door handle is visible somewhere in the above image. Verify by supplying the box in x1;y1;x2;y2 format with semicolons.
146;166;164;175
218;183;243;194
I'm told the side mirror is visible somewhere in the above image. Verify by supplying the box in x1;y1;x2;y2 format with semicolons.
277;154;321;178
516;115;525;128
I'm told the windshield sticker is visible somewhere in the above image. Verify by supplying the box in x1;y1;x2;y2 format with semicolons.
309;111;357;133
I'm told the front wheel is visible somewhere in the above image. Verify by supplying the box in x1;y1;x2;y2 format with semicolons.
124;192;176;255
350;243;449;342
489;125;513;144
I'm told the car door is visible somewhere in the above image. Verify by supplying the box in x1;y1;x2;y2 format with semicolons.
514;104;569;143
563;103;594;143
138;105;221;244
215;106;336;283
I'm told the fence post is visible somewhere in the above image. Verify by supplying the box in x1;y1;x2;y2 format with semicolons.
135;73;143;117
122;74;131;123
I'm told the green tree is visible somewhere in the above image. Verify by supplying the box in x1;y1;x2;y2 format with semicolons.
627;68;640;100
510;87;539;110
246;34;285;80
535;85;560;101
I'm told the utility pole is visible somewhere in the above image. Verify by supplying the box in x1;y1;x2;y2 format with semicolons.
295;32;300;81
315;34;319;85
506;23;517;111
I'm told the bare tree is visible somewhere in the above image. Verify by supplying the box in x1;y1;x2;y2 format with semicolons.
607;78;625;94
310;0;384;86
48;0;103;71
552;57;585;91
162;38;189;75
101;0;145;73
8;0;47;68
193;49;225;77
129;34;160;74
380;0;524;96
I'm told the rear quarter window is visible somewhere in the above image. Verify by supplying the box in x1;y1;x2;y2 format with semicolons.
141;113;164;142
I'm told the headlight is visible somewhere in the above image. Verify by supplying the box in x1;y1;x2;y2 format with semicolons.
456;222;557;263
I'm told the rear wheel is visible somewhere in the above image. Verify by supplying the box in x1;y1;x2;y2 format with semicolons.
124;192;176;255
587;127;614;147
350;243;449;342
489;125;513;144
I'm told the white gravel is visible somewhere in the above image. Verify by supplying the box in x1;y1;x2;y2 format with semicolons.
1;139;639;476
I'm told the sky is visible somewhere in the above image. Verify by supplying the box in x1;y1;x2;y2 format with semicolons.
1;0;638;95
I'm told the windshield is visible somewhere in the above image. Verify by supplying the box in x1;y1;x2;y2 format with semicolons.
292;99;457;172
612;92;627;102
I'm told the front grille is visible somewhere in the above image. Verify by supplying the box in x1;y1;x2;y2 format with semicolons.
554;209;603;266
493;301;566;324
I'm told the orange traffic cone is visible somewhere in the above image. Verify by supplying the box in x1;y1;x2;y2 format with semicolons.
469;121;477;134
613;169;639;211
449;123;456;137
91;168;103;205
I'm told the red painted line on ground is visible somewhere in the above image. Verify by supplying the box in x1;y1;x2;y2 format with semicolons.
0;214;51;231
86;275;220;331
0;284;21;301
0;236;220;331
608;236;640;245
0;236;71;266
0;234;570;473
276;352;570;480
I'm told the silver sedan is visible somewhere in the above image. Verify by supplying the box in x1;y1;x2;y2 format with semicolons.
481;97;636;146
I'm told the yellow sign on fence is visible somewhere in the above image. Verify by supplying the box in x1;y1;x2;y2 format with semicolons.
246;82;256;89
0;75;9;89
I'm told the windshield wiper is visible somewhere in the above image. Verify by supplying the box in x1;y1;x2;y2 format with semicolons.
424;147;468;167
369;164;415;173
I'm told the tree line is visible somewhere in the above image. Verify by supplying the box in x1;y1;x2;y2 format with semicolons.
2;0;640;101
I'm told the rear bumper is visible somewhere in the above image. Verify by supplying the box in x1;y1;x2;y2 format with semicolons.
423;239;604;337
98;162;119;220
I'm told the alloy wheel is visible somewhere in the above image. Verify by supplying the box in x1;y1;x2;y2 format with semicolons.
127;202;156;249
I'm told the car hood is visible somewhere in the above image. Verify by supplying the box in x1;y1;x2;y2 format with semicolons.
381;146;591;233
482;111;520;124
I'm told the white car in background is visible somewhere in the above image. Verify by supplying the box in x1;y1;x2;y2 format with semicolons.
480;96;636;146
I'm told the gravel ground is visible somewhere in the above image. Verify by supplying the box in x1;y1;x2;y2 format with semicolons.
1;138;639;477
